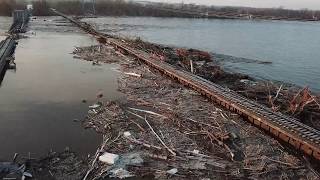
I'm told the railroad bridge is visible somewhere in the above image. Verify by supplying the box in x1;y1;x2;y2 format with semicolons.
10;9;30;33
0;9;30;83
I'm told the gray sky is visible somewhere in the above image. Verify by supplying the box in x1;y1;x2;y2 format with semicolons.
142;0;320;10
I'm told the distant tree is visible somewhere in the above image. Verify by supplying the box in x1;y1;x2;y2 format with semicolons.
1;0;318;20
50;1;83;15
32;0;50;16
0;0;16;16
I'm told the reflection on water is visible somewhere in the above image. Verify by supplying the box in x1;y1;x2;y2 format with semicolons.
84;17;320;91
0;16;11;41
0;17;122;160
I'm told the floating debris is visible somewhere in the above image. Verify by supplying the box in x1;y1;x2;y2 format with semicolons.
98;152;119;165
166;168;178;175
89;102;102;109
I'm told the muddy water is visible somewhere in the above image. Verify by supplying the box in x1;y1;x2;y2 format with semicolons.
0;17;122;160
84;17;320;92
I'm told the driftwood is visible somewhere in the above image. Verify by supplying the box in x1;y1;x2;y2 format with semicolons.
124;72;142;78
75;40;319;179
128;107;167;118
289;87;319;115
127;110;176;156
124;135;163;151
83;136;110;180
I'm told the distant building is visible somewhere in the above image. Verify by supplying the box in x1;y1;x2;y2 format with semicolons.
313;15;318;20
27;4;33;10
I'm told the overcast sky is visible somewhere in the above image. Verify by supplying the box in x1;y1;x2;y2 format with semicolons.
142;0;320;10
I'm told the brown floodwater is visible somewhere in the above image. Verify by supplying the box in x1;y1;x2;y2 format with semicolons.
0;17;123;160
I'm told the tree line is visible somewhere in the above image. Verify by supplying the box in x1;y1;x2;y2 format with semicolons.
0;0;25;16
0;0;183;17
0;0;319;20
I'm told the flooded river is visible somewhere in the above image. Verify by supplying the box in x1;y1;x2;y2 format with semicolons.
0;15;319;160
0;17;122;160
84;17;320;92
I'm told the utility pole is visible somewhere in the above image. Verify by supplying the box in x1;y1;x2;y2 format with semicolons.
81;0;85;15
81;0;96;15
92;0;96;15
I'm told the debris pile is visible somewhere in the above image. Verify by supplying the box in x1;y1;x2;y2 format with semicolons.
76;45;319;179
73;45;122;65
0;149;89;180
0;159;32;180
234;81;320;129
30;150;88;180
123;38;320;130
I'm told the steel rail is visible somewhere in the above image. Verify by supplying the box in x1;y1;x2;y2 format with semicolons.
0;37;16;73
0;10;29;75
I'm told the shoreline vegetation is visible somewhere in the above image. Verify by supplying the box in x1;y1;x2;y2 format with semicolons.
0;0;320;21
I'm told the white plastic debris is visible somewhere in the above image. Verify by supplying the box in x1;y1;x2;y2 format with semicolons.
166;168;178;175
192;149;200;154
129;144;134;149
23;172;32;177
109;168;134;179
89;103;101;109
123;131;131;137
99;152;119;165
88;109;98;114
22;172;33;180
240;79;249;83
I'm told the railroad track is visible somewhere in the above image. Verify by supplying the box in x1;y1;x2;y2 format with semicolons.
9;22;20;34
0;37;16;73
9;10;30;34
0;10;29;77
53;9;320;161
9;20;27;34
